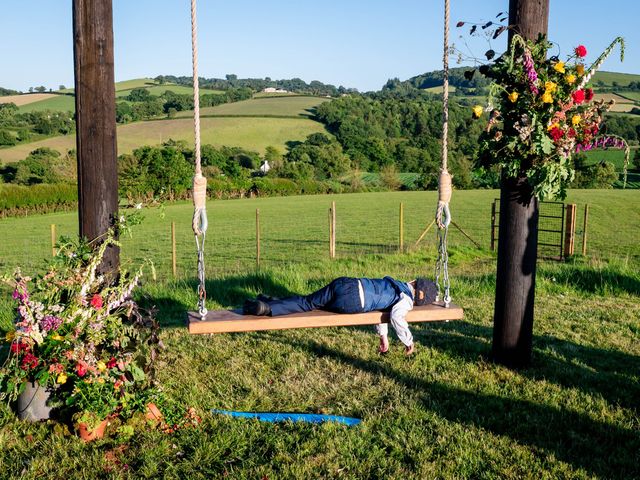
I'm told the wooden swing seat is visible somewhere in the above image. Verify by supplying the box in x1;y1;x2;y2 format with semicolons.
187;303;463;335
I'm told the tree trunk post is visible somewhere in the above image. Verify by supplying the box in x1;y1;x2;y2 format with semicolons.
492;0;549;368
73;0;119;274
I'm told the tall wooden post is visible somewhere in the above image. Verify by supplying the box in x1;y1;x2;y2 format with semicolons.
563;204;577;258
492;0;549;368
73;0;119;273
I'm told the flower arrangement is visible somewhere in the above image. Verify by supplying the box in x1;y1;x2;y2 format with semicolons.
473;34;627;199
0;230;161;430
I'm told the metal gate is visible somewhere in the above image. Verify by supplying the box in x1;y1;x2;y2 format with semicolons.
491;199;565;260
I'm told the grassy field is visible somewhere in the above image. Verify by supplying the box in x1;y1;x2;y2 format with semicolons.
592;70;640;87
618;91;640;102
17;95;76;113
0;116;328;163
115;85;224;98
176;96;330;118
583;148;633;170
0;190;638;478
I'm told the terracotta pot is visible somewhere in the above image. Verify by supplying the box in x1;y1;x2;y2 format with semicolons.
145;402;163;423
76;418;108;442
17;381;52;421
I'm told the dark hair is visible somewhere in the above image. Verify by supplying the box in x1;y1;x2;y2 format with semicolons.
414;278;438;306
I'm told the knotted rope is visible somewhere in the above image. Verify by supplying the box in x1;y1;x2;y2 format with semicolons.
191;0;208;318
435;0;452;307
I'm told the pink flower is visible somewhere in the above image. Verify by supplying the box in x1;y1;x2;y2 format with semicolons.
21;353;39;370
90;294;103;310
575;45;587;58
107;357;117;369
76;361;88;377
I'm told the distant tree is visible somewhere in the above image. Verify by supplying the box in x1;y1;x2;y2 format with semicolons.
35;86;47;93
0;103;19;120
29;87;34;93
14;147;62;185
633;149;640;171
59;85;66;91
0;130;17;146
380;164;401;190
126;88;152;102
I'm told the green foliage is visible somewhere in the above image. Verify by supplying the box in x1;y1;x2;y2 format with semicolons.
0;130;17;146
14;147;64;185
572;158;618;188
0;183;77;215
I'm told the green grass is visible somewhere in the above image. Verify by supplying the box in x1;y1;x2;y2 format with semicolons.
617;91;640;102
17;95;75;113
0;190;638;478
115;85;224;98
176;96;330;118
592;70;640;87
583;148;631;170
0;117;328;163
114;78;157;91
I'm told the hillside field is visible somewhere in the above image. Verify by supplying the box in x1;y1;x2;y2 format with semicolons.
0;93;58;107
0;116;328;163
176;96;330;118
592;70;640;87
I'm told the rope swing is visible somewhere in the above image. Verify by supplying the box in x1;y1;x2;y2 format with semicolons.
435;0;452;307
191;0;208;318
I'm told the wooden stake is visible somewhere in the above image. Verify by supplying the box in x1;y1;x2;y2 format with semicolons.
564;203;577;258
582;204;589;256
51;224;57;257
171;221;177;278
451;221;481;249
399;202;404;253
414;219;435;249
256;208;261;268
490;200;497;251
331;201;336;258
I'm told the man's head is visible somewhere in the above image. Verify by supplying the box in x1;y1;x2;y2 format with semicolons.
413;278;438;306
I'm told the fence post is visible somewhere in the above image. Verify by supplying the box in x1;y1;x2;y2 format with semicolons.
51;224;57;256
256;208;261;268
171;221;177;278
331;201;336;258
563;203;577;258
399;202;404;253
490;200;496;251
582;204;589;256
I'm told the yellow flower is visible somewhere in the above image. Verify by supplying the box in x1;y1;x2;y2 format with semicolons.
472;105;483;118
97;377;105;384
554;61;566;73
5;331;16;342
544;81;557;93
572;115;581;126
547;122;560;131
565;74;576;84
576;64;585;76
50;334;64;341
97;361;106;372
542;91;554;104
57;373;68;385
508;92;519;103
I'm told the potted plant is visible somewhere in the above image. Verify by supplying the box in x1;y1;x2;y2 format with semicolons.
0;226;162;439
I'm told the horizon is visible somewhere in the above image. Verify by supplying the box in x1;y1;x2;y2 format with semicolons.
1;0;638;93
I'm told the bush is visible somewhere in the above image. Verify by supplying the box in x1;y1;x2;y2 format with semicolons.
0;183;77;216
572;161;618;188
0;130;17;146
252;178;299;196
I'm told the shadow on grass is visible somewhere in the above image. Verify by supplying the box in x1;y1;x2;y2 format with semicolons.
538;263;640;295
258;331;640;479
142;273;297;329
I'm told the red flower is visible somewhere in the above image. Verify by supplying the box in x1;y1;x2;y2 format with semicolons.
575;45;587;58
107;357;117;369
568;128;577;138
572;90;585;104
21;353;39;370
10;342;30;354
549;127;564;142
76;361;88;377
90;294;103;310
591;124;599;135
585;88;594;101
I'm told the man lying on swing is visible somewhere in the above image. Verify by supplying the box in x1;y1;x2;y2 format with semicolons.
243;277;438;356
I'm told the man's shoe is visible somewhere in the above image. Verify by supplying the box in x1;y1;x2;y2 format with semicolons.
243;299;271;316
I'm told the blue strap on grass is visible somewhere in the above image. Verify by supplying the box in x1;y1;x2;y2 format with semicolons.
212;409;361;426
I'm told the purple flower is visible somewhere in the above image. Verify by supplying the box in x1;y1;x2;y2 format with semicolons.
41;315;62;332
523;50;539;95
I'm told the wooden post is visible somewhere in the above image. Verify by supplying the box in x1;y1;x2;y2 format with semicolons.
414;219;435;249
73;0;119;274
256;208;261;268
490;200;497;251
582;204;589;256
399;202;404;253
171;221;177;278
563;203;577;258
330;201;336;258
51;224;57;256
492;0;550;368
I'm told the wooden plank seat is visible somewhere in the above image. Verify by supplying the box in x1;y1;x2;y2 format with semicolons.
187;303;463;335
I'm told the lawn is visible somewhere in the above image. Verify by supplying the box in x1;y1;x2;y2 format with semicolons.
0;116;327;163
176;96;330;118
0;189;638;479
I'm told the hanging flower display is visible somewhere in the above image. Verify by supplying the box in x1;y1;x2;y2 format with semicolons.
475;35;627;199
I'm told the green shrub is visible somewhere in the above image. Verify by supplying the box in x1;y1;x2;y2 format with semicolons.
0;183;77;216
252;177;299;197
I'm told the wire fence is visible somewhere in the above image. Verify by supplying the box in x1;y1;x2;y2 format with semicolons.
1;191;639;284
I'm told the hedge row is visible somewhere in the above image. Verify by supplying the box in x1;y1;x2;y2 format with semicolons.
0;183;78;217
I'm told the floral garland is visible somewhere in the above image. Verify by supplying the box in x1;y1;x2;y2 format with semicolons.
474;35;627;199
